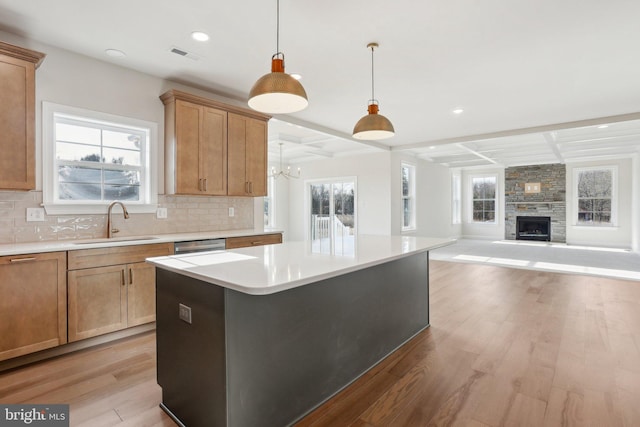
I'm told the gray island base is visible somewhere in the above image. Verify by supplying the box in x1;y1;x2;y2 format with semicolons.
151;236;453;426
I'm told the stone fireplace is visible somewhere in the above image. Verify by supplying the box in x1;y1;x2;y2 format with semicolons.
516;216;551;241
505;164;566;243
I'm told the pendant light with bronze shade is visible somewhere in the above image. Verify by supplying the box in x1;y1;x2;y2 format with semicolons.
353;43;395;140
248;0;308;114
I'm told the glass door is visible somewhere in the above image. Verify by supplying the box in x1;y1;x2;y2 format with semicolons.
309;179;356;254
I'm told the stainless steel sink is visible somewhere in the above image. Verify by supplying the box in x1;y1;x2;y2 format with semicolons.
72;236;159;245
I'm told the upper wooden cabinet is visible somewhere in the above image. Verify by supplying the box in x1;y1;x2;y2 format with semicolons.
228;113;268;197
161;90;270;197
0;41;45;190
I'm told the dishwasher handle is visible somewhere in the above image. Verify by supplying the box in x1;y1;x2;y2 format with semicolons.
174;239;226;254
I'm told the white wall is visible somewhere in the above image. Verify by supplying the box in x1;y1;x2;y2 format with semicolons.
566;157;633;249
286;152;392;241
461;167;505;240
389;152;459;238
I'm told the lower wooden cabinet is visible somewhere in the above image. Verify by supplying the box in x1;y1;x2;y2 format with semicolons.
225;233;282;249
67;243;172;342
0;252;67;362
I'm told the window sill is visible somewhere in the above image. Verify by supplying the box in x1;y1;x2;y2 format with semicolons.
571;224;619;230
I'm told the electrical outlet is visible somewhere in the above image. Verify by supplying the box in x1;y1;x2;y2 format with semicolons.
26;208;46;222
156;207;168;219
228;207;235;217
179;303;192;324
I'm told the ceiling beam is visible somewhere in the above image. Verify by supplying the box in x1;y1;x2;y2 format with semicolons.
543;131;564;163
392;112;640;151
455;143;500;165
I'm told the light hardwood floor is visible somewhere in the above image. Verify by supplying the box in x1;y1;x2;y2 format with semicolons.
1;261;639;426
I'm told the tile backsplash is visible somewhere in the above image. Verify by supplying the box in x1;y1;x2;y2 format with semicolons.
0;191;254;244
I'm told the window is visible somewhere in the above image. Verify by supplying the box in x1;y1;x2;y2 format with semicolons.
43;102;157;214
471;176;496;223
263;175;275;228
575;166;617;226
452;172;461;224
401;163;416;231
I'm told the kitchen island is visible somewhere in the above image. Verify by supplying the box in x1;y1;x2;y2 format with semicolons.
147;235;454;427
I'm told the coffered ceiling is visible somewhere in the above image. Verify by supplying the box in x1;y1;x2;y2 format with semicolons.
1;0;639;167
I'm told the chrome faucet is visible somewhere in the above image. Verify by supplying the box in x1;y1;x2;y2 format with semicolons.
107;201;130;238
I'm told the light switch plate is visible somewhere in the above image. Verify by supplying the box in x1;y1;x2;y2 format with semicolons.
26;208;46;222
179;303;192;324
228;207;235;217
156;207;168;219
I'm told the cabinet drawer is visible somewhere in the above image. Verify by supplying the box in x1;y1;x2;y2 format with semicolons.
68;242;173;270
225;233;282;249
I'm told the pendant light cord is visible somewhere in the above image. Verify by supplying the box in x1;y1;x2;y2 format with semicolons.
276;0;280;55
370;44;375;102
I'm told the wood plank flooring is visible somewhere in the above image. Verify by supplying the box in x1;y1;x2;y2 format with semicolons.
1;260;640;426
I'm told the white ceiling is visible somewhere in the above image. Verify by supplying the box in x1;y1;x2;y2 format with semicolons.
1;0;640;167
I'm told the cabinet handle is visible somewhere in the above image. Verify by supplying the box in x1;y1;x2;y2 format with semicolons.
121;269;126;286
198;178;203;191
203;178;208;191
129;268;133;285
249;181;253;194
251;241;263;245
9;257;37;263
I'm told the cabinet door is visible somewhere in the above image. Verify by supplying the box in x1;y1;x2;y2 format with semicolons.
245;118;267;196
68;265;127;342
0;252;66;362
228;113;268;196
227;113;249;196
200;106;228;195
126;262;156;327
175;100;203;195
0;55;36;190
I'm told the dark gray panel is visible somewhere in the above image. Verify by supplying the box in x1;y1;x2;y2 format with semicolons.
156;269;227;427
224;252;430;427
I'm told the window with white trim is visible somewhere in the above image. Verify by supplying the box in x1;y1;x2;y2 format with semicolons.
43;102;157;214
575;166;617;226
401;163;416;231
452;172;461;224
471;175;497;223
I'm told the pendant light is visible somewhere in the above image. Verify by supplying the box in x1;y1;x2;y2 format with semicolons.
352;42;395;140
248;0;308;114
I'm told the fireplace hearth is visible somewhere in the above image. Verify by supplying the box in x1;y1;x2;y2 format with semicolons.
516;216;551;241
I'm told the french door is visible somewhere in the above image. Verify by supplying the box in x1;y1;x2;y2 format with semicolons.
309;179;356;254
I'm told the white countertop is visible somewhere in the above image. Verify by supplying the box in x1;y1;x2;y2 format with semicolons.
0;229;282;257
147;235;455;295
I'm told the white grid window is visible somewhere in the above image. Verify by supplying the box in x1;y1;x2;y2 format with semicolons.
575;166;617;226
401;163;416;231
43;102;157;214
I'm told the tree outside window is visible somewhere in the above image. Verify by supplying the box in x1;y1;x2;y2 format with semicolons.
472;176;496;223
576;168;614;225
401;163;415;230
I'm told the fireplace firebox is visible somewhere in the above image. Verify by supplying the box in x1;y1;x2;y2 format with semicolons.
516;216;551;241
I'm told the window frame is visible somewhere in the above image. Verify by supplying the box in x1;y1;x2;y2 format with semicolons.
42;102;158;214
401;162;416;232
468;173;498;224
573;165;618;227
451;171;461;225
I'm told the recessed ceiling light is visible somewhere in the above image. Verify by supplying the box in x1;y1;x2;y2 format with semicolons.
290;73;302;80
105;49;126;58
597;124;609;129
191;31;210;42
452;108;464;115
429;146;436;150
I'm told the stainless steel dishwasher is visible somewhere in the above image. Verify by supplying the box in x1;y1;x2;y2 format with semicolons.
173;238;226;254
